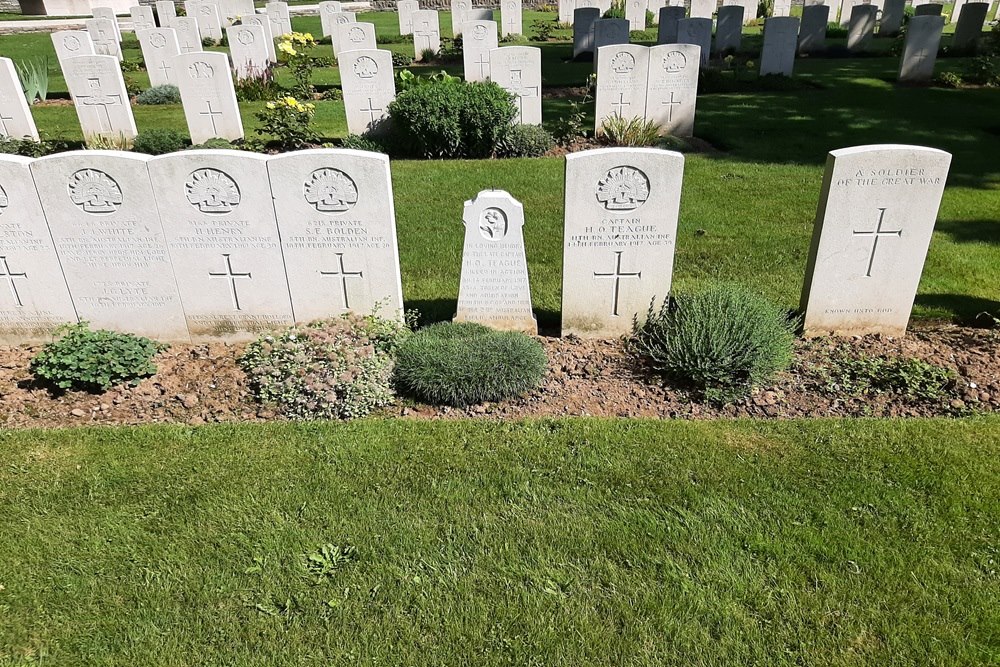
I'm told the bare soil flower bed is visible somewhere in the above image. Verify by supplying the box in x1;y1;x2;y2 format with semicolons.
0;323;995;428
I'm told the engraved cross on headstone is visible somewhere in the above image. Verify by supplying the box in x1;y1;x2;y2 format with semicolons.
199;100;224;135
662;91;681;122
0;111;14;135
320;252;363;309
475;52;491;78
0;256;27;308
852;207;902;277
913;47;931;68
157;59;173;81
594;250;641;316
360;97;383;125
76;78;122;132
416;20;435;51
209;253;252;311
611;92;631;116
509;69;538;120
505;13;518;33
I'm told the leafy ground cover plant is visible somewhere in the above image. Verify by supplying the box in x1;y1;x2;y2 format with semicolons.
30;322;166;392
132;128;188;154
394;322;547;407
498;123;555;157
135;84;181;105
630;284;797;403
813;349;957;401
600;115;662;146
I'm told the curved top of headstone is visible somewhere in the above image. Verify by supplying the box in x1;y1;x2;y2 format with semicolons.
828;143;951;159
565;146;686;164
463;189;524;229
147;148;271;164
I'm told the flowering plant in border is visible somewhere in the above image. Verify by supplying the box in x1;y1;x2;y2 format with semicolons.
255;95;318;149
277;31;318;97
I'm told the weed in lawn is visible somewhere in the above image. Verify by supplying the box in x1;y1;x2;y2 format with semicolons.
302;544;359;583
814;348;957;400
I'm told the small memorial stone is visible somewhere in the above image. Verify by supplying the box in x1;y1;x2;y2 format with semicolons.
397;0;419;35
51;30;95;64
319;1;344;36
463;20;499;82
340;49;395;135
898;15;944;82
265;1;293;37
137;28;182;87
500;0;523;37
454;190;536;334
156;0;177;24
800;144;951;337
130;5;157;32
572;7;600;57
327;12;357;55
626;0;647;31
335;21;377;56
759;16;798;75
92;6;122;42
561;147;684;337
490;46;542;125
656;6;684;43
241;15;276;61
412;10;441;60
772;0;791;16
31;151;188;341
676;18;712;66
690;0;715;18
451;0;472;35
267;149;404;322
952;2;987;50
63;54;137;141
172;16;204;54
595;44;649;133
173;51;244;143
879;0;906;34
0;58;39;141
714;4;743;55
227;24;269;78
797;3;829;54
189;1;224;42
559;0;575;24
86;18;122;61
646;42;700;137
846;4;876;52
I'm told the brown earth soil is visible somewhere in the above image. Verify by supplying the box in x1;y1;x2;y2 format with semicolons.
0;323;996;429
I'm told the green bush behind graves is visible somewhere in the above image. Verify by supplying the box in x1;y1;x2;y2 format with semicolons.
135;84;181;105
498;123;556;157
132;128;188;154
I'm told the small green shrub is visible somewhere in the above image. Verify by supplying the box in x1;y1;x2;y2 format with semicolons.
498;123;555;157
392;51;414;66
255;96;318;150
962;55;1000;87
132;128;188;154
120;56;144;72
552;75;595;144
814;350;956;401
15;56;49;103
394;322;547;407
30;323;166;392
0;136;66;157
189;137;238;150
600;114;662;146
603;0;625;18
234;64;279;101
530;18;556;41
201;36;218;47
387;80;517;158
240;312;408;420
630;285;797;402
341;133;386;152
320;86;343;101
935;70;963;88
135;84;181;105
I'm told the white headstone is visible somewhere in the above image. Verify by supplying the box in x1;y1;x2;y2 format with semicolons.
172;16;204;54
137;28;181;87
559;0;575;24
51;30;95;64
241;14;276;61
156;0;177;24
898;15;943;82
412;10;442;60
189;1;224;41
676;18;712;66
227;24;269;78
690;0;716;18
31;151;189;341
340;49;395;135
148;151;293;340
801;144;951;337
265;1;293;37
500;0;523;36
173;51;244;143
846;4;876;51
647;43;700;137
572;7;601;57
715;4;743;54
451;0;472;35
879;0;906;34
562;148;683;337
397;0;419;35
130;5;157;32
772;0;791;16
490;46;542;125
592;18;630;71
759;16;798;75
86;18;122;61
626;0;647;31
267;149;404;322
455;190;536;334
950;0;966;23
327;12;357;55
0;58;39;142
0;155;78;343
319;0;345;36
797;3;829;54
595;44;649;133
952;2;987;50
656;6;685;43
92;6;122;42
839;0;858;25
335;21;377;56
63;55;137;141
463;20;499;82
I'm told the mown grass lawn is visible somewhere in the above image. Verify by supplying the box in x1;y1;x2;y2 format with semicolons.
0;417;997;665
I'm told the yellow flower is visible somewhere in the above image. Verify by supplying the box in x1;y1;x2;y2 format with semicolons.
278;41;296;56
265;101;276;109
283;96;298;106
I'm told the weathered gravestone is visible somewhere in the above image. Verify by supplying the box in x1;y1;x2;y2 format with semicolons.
898;15;944;82
265;1;292;37
656;6;685;44
490;46;542;125
572;7;600;57
715;4;743;55
412;10;442;60
86;18;122;60
626;0;647;31
241;15;276;61
335;21;377;56
914;3;943;15
879;0;906;34
676;18;712;66
0;58;39;142
92;7;122;41
172;16;204;54
155;0;177;24
800;144;951;337
397;0;419;35
759;16;798;75
0;155;78;344
454;190;536;334
647;43;700;137
267;149;404;322
592;18;630;71
451;0;472;35
500;0;523;37
130;5;156;32
31;151;188;341
846;4;876;52
463;20;499;81
63;55;137;141
189;2;224;42
561;147;683;337
559;0;575;24
327;12;357;55
173;51;244;143
339;49;395;135
952;2;987;51
227;24;269;78
797;4;829;54
319;1;344;36
690;0;715;18
137;28;181;87
148;151;294;340
51;30;95;64
595;44;649;133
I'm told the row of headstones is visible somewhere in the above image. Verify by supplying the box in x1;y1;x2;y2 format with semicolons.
0;143;950;344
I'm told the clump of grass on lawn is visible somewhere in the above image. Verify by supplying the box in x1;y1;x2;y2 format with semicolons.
813;348;957;401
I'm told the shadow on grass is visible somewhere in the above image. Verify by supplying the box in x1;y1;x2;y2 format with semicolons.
915;293;1000;326
405;298;560;331
935;219;1000;245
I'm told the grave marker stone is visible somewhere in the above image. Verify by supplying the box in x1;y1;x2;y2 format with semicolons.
335;21;377;56
265;1;293;37
773;0;792;16
559;0;575;24
626;0;647;31
677;17;712;65
340;49;395;135
86;18;122;61
798;3;829;53
92;6;122;42
463;20;499;81
914;2;943;15
952;1;987;50
63;55;137;141
800;144;951;337
647;43;700;137
130;5;157;32
0;155;78;343
137;27;181;87
950;0;966;22
898;15;944;81
31;151;188;341
0;58;39;142
451;0;472;35
572;7;600;57
466;9;495;22
562;147;683;337
500;0;523;36
879;0;905;34
839;0;858;25
412;10;442;60
397;0;419;35
51;30;95;64
173;51;244;143
690;0;715;18
242;14;276;61
172;16;204;54
189;1;224;42
595;44;649;132
490;46;542;125
715;4;743;54
454;190;536;334
156;0;177;24
759;16;798;75
319;0;344;36
267;149;404;322
148;151;293;340
327;12;357;55
847;4;876;51
656;6;685;43
592;18;630;71
227;24;269;78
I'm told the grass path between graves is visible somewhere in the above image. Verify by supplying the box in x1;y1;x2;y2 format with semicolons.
0;417;997;665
